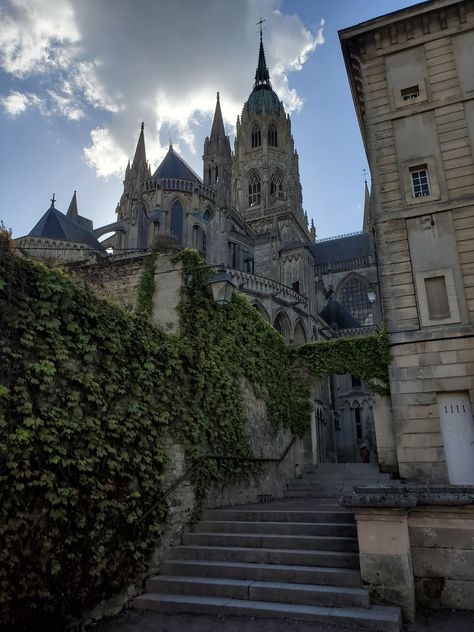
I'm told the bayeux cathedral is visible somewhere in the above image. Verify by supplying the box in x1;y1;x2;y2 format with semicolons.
16;33;381;464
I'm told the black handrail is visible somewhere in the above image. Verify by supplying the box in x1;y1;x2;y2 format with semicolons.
138;436;297;525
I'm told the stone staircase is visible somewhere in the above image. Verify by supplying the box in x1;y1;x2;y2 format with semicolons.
133;465;402;630
287;463;395;498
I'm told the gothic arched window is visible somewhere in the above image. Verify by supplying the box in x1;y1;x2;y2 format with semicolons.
193;225;207;257
268;122;278;147
170;200;184;244
251;124;261;148
248;171;261;207
340;277;373;326
270;170;284;201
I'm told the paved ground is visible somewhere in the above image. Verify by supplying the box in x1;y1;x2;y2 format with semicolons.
93;608;474;632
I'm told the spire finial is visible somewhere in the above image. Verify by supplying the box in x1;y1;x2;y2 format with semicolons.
257;13;265;40
216;91;220;101
141;121;144;131
50;193;56;208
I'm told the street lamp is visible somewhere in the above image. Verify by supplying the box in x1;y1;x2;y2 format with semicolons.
367;288;377;304
209;268;236;305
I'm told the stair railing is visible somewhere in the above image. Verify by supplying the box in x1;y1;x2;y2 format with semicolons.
138;436;297;525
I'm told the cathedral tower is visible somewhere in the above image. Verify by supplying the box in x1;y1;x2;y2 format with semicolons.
203;93;232;209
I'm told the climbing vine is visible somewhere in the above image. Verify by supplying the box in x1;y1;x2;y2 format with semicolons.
0;246;310;629
293;329;391;395
135;251;157;317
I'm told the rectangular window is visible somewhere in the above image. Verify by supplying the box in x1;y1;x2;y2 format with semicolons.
354;408;362;441
410;165;431;197
351;375;362;388
401;84;420;101
425;276;450;320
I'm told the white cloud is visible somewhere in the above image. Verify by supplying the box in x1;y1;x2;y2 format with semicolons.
83;127;128;178
0;90;30;116
0;0;324;179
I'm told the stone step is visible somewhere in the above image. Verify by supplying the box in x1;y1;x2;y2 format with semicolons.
182;532;359;552
189;520;358;537
160;559;362;587
201;509;355;524
170;545;360;569
145;575;371;608
133;593;401;632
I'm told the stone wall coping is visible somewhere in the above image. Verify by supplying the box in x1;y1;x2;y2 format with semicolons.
341;484;474;508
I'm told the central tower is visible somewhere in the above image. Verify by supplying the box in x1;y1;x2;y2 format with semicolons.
232;31;312;266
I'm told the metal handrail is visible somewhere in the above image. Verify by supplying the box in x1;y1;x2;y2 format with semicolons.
138;436;297;525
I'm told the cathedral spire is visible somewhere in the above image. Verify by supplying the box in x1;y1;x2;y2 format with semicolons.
210;91;226;141
132;122;147;173
254;27;271;88
67;190;78;218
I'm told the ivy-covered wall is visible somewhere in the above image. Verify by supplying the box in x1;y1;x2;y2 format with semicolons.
0;246;310;630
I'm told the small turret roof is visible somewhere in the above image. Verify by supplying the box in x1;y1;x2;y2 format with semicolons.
67;190;78;218
152;144;201;183
132;122;147;172
29;198;104;251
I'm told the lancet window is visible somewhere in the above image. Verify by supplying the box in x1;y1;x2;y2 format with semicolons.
248;171;261;207
270;170;284;201
251;124;261;148
268;122;278;147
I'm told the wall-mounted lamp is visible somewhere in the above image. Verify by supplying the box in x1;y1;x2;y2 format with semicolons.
209;268;236;305
367;288;377;304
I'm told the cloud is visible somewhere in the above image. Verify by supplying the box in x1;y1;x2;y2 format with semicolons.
0;0;324;178
0;90;30;116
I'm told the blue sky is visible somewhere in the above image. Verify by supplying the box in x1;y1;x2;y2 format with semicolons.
0;0;419;240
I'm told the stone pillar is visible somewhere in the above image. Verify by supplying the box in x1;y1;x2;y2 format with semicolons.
372;392;398;475
355;507;415;621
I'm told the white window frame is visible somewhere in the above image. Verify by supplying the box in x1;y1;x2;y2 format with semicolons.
400;156;441;206
410;165;431;198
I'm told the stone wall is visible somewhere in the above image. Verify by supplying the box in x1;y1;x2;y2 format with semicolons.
410;505;474;610
204;379;304;508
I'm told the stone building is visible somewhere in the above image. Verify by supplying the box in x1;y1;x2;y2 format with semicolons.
340;0;474;484
16;28;382;466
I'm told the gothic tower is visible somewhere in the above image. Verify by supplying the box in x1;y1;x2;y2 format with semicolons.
203;92;232;209
116;123;151;250
232;31;312;280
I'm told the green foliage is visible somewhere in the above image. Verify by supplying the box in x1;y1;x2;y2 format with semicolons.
135;252;157;317
294;329;391;395
0;249;310;629
174;250;311;495
0;253;180;629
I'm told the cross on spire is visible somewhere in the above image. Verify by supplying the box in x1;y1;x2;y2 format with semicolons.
257;14;266;39
50;193;56;208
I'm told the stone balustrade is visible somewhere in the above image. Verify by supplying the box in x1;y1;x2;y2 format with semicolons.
227;268;308;309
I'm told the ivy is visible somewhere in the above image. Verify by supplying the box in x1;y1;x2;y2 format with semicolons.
293;329;391;395
135;251;157;317
0;246;310;630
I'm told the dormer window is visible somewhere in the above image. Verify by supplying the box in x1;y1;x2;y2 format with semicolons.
251;124;261;148
401;85;420;101
268;122;278;147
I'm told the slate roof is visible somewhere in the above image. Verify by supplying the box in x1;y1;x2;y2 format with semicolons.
310;232;370;264
29;204;104;251
319;298;361;329
152;145;201;183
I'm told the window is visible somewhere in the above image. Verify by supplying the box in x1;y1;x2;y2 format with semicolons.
410;165;431;197
425;276;450;320
270;171;284;201
401;85;420;101
251;124;261;148
354;407;362;441
170;200;183;244
268;122;278;147
292;280;300;294
248;171;261;207
193;225;207;257
340;277;373;326
351;375;362;388
215;166;218;183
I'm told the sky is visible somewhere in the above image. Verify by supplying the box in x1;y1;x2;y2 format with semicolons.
0;0;420;240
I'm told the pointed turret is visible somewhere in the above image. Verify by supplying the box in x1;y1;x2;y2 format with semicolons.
254;31;271;87
131;122;147;173
363;179;372;230
67;190;78;218
310;218;316;240
210;92;226;142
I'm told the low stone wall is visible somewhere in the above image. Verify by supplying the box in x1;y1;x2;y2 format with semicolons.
343;486;474;621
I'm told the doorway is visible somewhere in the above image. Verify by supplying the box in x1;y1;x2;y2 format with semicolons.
437;392;474;484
